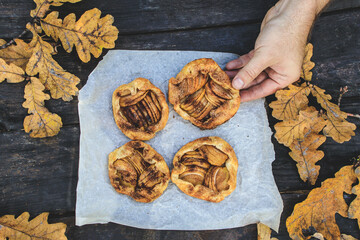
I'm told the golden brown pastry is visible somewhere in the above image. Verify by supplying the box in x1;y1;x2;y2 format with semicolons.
171;136;238;202
168;58;240;129
112;78;169;140
108;141;170;203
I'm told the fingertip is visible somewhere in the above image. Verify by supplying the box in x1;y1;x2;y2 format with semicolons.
232;77;245;89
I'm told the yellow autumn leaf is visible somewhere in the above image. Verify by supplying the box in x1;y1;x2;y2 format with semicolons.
23;77;62;138
0;212;67;240
300;43;315;81
348;167;360;226
269;83;310;120
40;8;119;63
311;85;348;120
289;132;326;185
288;107;326;185
286;165;357;240
30;0;82;18
0;39;33;70
341;234;358;240
274;106;321;147
311;85;356;143
257;223;271;240
0;58;25;83
26;24;80;101
323;119;356;143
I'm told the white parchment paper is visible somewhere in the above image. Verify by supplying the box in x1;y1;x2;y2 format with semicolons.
76;50;283;231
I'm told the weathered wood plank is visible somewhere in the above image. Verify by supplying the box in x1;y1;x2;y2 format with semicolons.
1;10;359;131
43;192;359;239
1;125;359;216
0;0;360;38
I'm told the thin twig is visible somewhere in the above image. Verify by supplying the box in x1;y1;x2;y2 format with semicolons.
347;112;360;119
336;86;359;119
338;86;348;107
0;28;30;49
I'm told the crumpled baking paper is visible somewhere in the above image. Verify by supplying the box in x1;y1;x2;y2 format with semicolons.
76;50;283;231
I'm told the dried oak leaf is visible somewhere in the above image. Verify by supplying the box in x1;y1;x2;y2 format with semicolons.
274;106;321;147
289;107;327;185
0;212;67;240
0;39;33;70
269;83;310;120
30;0;81;18
300;43;315;81
286;165;357;240
289;132;326;185
40;8;119;63
341;234;358;240
0;58;25;83
257;223;271;240
311;85;356;143
23;77;62;138
348;167;360;227
26;24;80;101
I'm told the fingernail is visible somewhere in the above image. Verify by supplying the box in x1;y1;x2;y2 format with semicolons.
233;77;244;89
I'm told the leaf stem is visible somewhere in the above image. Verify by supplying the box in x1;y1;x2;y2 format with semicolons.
0;28;30;50
346;113;360;119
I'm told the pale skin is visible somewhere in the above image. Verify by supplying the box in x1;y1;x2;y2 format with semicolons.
226;0;330;102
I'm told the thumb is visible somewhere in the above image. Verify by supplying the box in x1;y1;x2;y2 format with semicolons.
232;52;271;90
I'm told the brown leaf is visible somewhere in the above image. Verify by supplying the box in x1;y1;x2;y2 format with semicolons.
0;212;67;239
40;8;119;62
289;133;326;185
26;24;80;101
341;234;358;240
22;77;62;138
0;58;25;83
274;106;320;147
269;83;310;120
311;85;356;143
286;165;357;240
30;0;81;18
257;223;271;240
348;167;360;227
300;43;315;81
323;119;356;143
289;107;327;184
0;39;33;70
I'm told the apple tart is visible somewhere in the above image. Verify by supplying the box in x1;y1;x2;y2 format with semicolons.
171;136;238;202
112;78;169;140
108;141;170;203
168;58;240;129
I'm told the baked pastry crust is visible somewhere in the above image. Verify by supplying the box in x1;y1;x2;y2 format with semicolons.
112;78;169;140
108;141;170;203
171;136;238;202
168;58;240;129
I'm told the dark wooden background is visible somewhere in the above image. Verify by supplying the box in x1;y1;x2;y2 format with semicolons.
0;0;360;239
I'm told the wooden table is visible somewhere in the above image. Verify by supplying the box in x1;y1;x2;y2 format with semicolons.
1;0;359;239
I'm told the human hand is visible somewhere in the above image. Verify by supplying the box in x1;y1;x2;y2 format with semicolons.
226;0;328;102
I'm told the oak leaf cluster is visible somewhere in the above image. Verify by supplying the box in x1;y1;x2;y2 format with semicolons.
0;0;119;138
269;43;356;185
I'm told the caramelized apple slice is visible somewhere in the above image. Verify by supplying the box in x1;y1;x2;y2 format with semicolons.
119;90;148;107
208;79;233;100
113;159;138;188
204;166;230;192
137;164;165;189
199;145;228;166
179;166;207;186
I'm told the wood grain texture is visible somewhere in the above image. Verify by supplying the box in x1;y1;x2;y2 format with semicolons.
0;0;360;38
0;10;359;131
0;0;360;239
